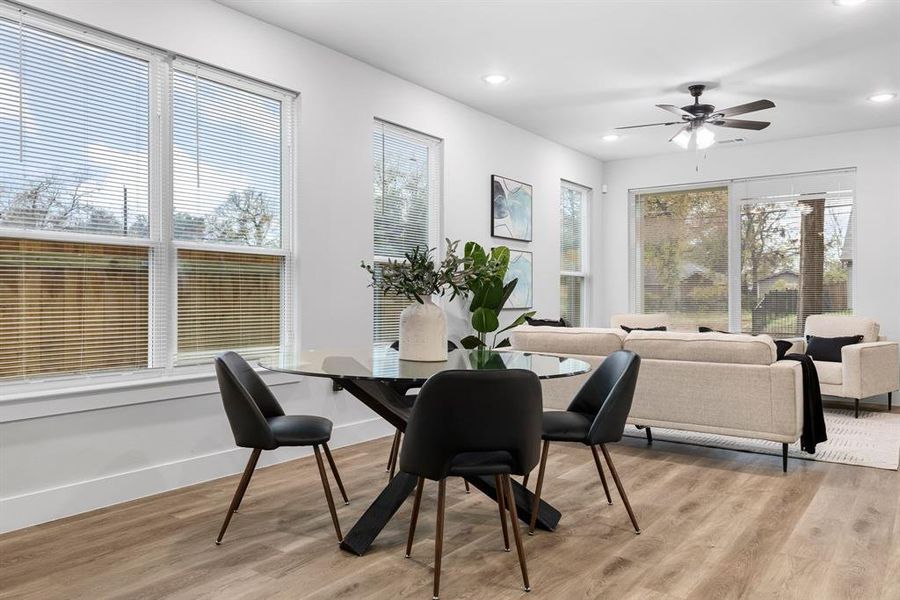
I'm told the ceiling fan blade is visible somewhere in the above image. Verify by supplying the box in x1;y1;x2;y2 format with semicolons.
656;104;694;117
713;99;775;118
615;121;682;130
711;119;771;130
669;125;690;143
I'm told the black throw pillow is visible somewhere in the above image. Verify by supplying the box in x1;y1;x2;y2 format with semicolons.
775;340;793;361
805;334;863;363
621;325;667;333
525;316;568;327
698;326;729;334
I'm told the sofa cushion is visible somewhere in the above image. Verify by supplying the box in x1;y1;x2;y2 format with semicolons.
813;361;843;385
610;313;670;329
623;330;778;365
805;315;879;343
510;326;624;356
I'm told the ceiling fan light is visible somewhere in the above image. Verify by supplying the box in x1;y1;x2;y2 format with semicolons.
671;128;691;150
695;125;716;149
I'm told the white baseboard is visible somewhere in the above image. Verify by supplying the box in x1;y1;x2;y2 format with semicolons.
0;417;393;534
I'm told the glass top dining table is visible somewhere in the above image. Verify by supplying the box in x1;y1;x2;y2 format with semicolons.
259;343;591;557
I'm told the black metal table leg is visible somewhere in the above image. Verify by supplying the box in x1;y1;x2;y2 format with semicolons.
466;474;561;532
339;471;419;556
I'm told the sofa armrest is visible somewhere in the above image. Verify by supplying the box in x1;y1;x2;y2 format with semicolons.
841;342;900;399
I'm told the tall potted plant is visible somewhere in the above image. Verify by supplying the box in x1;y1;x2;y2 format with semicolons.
458;241;535;350
361;240;465;362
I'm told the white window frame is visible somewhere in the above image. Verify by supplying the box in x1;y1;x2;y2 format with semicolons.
0;4;297;396
560;180;591;326
628;168;856;333
371;119;443;343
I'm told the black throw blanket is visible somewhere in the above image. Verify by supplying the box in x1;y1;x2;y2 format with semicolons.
784;353;827;453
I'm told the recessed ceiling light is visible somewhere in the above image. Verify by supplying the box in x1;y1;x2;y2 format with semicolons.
602;134;620;142
482;74;508;85
867;92;897;103
833;0;868;6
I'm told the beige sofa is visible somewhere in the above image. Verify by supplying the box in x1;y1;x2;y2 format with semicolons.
510;326;804;470
802;315;898;417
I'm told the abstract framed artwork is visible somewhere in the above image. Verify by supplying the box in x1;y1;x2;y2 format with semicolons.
503;250;533;309
491;175;533;242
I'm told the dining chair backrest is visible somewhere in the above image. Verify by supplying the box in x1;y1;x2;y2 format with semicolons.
566;350;641;445
399;369;543;481
215;351;285;450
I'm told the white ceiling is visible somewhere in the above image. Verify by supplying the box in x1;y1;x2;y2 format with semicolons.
218;0;900;161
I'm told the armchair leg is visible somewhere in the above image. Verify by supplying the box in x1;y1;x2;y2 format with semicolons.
406;476;425;558
215;448;261;545
503;474;531;593
645;427;653;445
433;479;447;600
599;444;641;535
855;398;859;419
322;443;349;505
590;445;613;505
782;443;788;473
495;475;510;551
313;445;343;543
889;391;893;412
528;440;550;535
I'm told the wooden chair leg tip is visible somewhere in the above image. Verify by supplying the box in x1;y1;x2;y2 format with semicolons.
504;548;511;552
215;540;222;545
527;531;534;536
525;586;532;593
635;529;641;535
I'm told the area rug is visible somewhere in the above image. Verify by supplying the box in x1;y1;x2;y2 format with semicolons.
624;408;900;471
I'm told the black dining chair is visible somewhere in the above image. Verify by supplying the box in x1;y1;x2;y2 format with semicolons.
384;340;459;481
400;369;542;599
527;350;642;536
214;351;349;545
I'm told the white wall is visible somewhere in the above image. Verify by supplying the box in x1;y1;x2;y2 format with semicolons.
0;0;603;532
599;126;900;345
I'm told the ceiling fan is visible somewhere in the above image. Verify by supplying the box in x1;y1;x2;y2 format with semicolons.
616;84;775;149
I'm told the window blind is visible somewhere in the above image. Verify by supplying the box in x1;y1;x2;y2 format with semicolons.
172;61;292;365
0;15;150;237
736;169;854;337
371;120;442;343
631;186;729;331
560;181;589;326
0;238;149;380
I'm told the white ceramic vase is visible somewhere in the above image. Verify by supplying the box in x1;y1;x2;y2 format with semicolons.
398;296;448;362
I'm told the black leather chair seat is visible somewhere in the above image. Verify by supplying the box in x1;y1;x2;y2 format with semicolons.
268;415;333;446
541;410;593;442
447;450;515;476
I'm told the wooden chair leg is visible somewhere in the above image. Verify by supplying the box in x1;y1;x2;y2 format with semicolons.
590;445;613;505
463;479;470;493
313;445;343;542
433;479;447;600
322;443;349;505
495;475;510;551
521;472;529;490
855;398;860;419
503;474;531;592
528;440;550;535
406;476;425;558
386;429;401;471
599;444;640;534
389;432;402;480
215;448;261;545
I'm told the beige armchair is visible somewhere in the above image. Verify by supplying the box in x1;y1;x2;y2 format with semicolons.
804;315;899;417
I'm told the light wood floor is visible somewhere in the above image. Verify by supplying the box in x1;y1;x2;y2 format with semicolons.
2;427;898;600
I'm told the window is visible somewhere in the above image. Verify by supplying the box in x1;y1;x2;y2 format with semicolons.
736;170;854;337
371;120;442;343
629;169;855;336
0;7;295;383
560;181;590;326
631;186;729;331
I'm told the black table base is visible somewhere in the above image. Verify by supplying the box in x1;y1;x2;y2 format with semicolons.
334;376;562;556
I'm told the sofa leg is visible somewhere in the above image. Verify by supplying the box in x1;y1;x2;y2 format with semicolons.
645;427;653;446
782;443;788;473
854;398;859;419
889;391;893;412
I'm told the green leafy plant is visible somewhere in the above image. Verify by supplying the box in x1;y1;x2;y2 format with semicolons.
361;239;467;303
458;241;535;349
